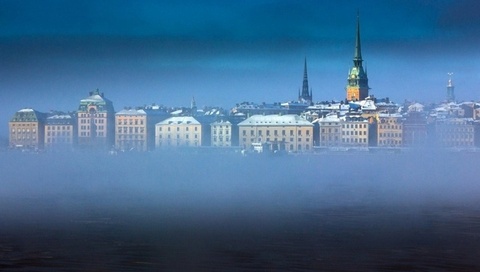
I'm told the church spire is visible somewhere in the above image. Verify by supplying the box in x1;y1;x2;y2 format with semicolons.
299;57;312;103
346;13;369;101
354;13;362;65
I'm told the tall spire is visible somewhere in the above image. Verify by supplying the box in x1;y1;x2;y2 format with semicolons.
353;13;362;66
299;57;312;103
346;12;369;101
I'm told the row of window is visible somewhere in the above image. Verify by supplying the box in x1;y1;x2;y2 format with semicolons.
158;126;199;132
11;129;37;133
117;135;144;140
117;119;145;125
10;124;36;127
342;138;367;143
79;118;105;124
117;127;145;133
80;132;104;137
342;124;368;129
378;140;402;145
158;134;199;139
378;125;401;130
46;126;71;130
80;125;104;130
46;131;71;137
212;137;230;142
79;113;105;118
241;129;310;137
379;132;402;138
242;137;310;143
212;130;230;135
342;131;367;136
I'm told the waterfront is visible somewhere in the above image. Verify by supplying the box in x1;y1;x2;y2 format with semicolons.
1;151;480;271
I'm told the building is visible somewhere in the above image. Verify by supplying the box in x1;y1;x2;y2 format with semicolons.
315;114;342;147
77;89;115;149
9;108;46;149
211;120;233;147
115;108;148;151
155;116;202;148
341;115;369;147
44;113;76;150
238;114;313;152
346;15;369;101
402;111;428;147
143;104;170;150
377;113;403;147
435;118;474;148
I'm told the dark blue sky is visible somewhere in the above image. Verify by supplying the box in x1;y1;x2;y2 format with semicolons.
1;0;480;138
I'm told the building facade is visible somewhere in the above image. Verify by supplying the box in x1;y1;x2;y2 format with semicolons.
115;109;148;151
341;116;369;147
377;113;403;147
316;115;342;147
155;116;202;148
77;89;115;149
435;118;474;148
211;120;233;147
44;113;75;150
238;114;313;152
9;108;46;149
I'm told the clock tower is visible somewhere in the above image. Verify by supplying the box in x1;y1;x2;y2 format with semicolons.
346;15;369;101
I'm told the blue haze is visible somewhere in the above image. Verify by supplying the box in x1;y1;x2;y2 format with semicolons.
1;0;480;140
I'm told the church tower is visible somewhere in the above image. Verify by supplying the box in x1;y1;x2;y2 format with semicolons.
298;58;312;103
346;15;369;101
446;72;455;102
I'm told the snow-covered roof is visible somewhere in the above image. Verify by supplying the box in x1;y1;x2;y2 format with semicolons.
211;120;232;125
238;114;312;126
47;114;72;119
156;116;200;126
378;113;402;118
18;108;35;113
116;109;147;116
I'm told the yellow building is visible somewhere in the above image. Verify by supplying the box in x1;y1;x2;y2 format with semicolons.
77;89;115;149
44;114;75;150
155;116;202;148
377;113;403;147
341;117;369;147
115;109;148;151
211;120;232;147
9;108;45;150
238;114;313;152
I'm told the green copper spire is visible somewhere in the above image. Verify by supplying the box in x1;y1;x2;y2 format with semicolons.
346;13;369;101
354;14;362;66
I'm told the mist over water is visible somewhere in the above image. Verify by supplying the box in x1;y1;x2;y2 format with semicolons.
1;150;480;270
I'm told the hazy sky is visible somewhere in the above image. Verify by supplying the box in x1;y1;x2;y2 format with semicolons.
1;0;480;138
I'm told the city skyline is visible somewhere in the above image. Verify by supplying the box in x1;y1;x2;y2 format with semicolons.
1;0;480;140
